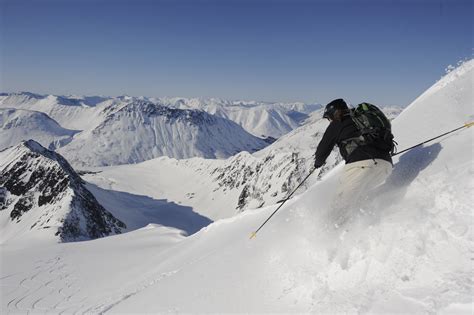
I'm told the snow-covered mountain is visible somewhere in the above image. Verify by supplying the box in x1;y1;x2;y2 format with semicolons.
0;140;126;243
156;97;322;138
57;100;268;166
0;92;113;131
0;108;77;150
0;94;274;165
0;93;321;140
1;59;472;314
0;93;322;164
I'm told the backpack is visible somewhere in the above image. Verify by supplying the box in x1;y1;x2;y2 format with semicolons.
341;103;396;157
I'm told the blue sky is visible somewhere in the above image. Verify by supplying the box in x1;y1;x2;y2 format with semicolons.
1;0;472;106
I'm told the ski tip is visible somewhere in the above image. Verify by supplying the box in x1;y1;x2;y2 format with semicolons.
465;121;474;128
249;232;257;240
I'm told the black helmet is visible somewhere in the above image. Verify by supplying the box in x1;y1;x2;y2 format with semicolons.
323;98;348;120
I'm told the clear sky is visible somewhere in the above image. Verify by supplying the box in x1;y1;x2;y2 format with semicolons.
1;0;472;106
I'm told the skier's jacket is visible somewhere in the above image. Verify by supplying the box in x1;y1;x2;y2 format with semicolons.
314;113;392;167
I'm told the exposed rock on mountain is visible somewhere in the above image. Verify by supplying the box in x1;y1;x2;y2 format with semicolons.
0;140;125;242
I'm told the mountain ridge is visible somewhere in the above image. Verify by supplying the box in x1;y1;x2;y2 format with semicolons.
0;92;323;138
58;100;269;166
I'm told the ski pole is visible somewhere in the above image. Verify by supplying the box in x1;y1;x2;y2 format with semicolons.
249;168;316;239
392;121;474;157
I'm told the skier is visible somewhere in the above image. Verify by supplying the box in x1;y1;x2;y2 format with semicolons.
313;98;393;228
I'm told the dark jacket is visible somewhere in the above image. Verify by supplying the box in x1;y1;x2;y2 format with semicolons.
314;114;392;167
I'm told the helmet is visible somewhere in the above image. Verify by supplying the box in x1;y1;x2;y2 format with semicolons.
323;98;348;120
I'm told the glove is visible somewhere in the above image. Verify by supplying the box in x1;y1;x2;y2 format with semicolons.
314;159;323;169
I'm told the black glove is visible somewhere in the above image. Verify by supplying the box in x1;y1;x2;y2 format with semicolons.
314;159;323;169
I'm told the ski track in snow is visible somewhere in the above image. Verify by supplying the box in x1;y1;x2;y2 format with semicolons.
83;241;235;314
82;269;180;314
4;256;87;314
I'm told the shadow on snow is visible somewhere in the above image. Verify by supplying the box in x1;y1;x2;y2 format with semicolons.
366;142;442;216
85;183;213;236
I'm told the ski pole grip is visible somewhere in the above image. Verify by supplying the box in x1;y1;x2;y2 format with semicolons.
465;121;474;128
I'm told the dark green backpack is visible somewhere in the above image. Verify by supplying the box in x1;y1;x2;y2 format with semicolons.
341;103;396;157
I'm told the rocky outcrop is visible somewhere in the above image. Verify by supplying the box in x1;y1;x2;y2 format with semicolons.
0;140;125;242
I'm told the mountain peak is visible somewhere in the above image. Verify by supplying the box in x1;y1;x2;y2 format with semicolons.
0;141;126;242
59;100;268;166
22;139;47;153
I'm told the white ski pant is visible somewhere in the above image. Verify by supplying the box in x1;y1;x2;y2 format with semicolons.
330;159;392;227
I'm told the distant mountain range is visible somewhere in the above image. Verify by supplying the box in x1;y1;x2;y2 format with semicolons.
0;93;324;166
0;92;321;138
155;97;321;138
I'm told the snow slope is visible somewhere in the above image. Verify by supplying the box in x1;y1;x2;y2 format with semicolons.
0;108;77;150
95;59;474;314
1;60;472;314
83;150;309;220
